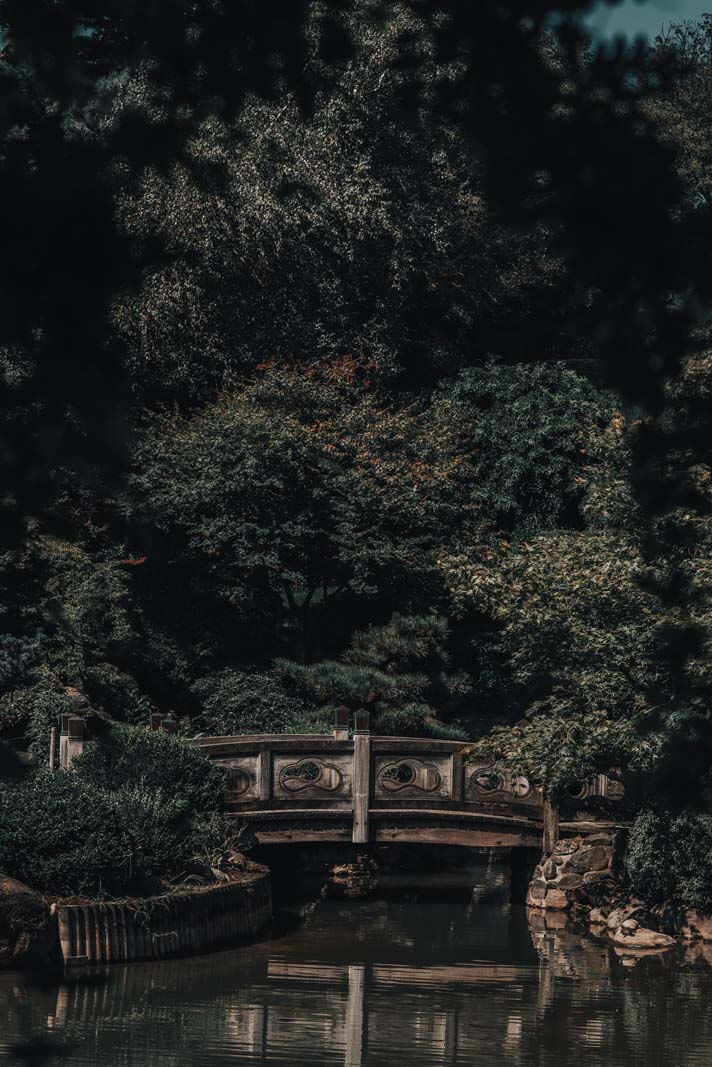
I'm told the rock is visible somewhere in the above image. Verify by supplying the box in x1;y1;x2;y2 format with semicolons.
555;872;585;889
589;907;607;925
554;841;578;856
224;850;247;871
526;833;624;916
210;868;232;884
606;904;649;930
542;909;569;930
542;859;557;880
620;918;639;933
582;833;614;846
544;888;570;910
606;907;629;931
566;846;611;874
323;856;379;899
620;904;651;927
582;870;611;884
0;874;57;968
528;884;546;900
585;882;619;909
610;925;676;951
679;910;712;942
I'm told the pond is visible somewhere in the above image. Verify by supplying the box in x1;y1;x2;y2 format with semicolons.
2;859;712;1066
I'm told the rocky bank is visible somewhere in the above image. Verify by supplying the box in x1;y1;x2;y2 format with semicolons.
527;830;712;953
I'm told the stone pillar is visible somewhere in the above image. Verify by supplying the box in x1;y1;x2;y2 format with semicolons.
150;712;167;731
333;705;350;741
352;710;370;845
58;713;72;770
48;725;58;771
256;746;271;803
543;798;559;854
451;752;464;802
162;714;177;734
64;717;86;769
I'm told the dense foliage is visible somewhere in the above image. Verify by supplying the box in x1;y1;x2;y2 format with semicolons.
0;727;225;897
0;771;218;898
72;726;226;814
2;2;712;902
625;807;712;912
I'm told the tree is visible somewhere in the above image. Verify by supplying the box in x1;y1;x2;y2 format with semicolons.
439;376;712;800
130;360;606;675
0;0;336;550
278;613;470;738
110;2;580;405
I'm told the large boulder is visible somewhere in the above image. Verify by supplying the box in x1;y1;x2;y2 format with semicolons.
0;874;57;968
609;920;676;952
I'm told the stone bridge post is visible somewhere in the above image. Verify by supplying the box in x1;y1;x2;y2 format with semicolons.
333;706;350;741
61;716;86;769
542;798;559;854
352;710;370;844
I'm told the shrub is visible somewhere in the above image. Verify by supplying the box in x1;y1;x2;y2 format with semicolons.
192;669;330;736
4;681;74;755
73;724;226;815
0;770;208;898
625;806;712;912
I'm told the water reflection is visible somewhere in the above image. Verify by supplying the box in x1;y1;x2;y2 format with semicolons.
2;863;712;1066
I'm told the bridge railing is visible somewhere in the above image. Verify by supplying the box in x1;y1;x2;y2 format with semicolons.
188;710;624;848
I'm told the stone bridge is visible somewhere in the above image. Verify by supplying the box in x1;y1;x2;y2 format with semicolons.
189;711;626;852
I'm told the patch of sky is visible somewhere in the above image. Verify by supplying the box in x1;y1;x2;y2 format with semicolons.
584;0;710;40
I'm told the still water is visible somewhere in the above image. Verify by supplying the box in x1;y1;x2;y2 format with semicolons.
3;861;712;1067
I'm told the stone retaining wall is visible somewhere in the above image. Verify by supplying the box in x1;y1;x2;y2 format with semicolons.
57;869;271;966
526;832;622;912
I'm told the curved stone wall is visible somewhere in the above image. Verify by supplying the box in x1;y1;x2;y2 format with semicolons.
57;870;271;966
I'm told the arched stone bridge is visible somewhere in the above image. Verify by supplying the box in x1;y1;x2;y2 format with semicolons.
190;716;626;851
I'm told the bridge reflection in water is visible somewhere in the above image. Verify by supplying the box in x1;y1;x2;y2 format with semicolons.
4;866;712;1067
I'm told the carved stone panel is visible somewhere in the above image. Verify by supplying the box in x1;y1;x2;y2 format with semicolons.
272;754;352;800
374;755;451;800
468;765;533;801
603;775;626;802
215;756;259;802
567;773;626;802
